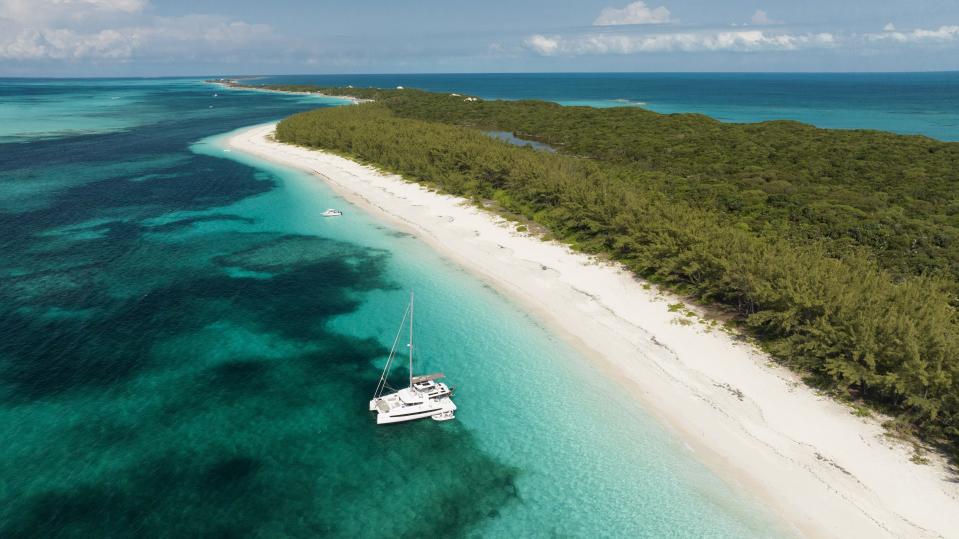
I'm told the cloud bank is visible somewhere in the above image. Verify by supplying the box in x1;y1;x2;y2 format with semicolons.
1;0;958;75
868;24;959;43
0;0;274;62
525;30;835;56
527;3;831;57
520;4;959;60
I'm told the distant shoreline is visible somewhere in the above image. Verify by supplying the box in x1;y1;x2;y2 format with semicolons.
226;122;959;539
206;78;371;104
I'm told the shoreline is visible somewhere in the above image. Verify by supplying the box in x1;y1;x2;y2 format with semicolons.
206;79;371;105
228;123;959;539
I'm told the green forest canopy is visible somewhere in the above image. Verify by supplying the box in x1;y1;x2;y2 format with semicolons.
265;84;959;462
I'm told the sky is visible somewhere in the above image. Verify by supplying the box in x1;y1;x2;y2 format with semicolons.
0;0;957;76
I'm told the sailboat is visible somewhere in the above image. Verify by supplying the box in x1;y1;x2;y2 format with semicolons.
369;292;457;424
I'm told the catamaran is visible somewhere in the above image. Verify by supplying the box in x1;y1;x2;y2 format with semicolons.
369;292;456;424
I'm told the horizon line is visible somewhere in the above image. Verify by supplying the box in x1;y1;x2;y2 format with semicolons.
3;69;959;80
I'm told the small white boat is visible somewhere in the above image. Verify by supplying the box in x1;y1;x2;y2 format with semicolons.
431;410;455;421
321;209;343;217
369;292;456;424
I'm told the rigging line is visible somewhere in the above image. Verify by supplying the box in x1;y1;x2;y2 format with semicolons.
409;290;414;388
373;301;411;399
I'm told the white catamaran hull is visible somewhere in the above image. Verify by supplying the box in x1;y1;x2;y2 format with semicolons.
370;396;457;424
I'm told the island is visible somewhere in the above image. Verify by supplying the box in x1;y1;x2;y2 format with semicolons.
223;82;959;538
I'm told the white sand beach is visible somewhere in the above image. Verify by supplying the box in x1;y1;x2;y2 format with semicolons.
229;123;959;539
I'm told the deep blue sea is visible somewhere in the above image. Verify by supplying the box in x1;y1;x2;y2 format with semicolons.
258;72;959;141
2;73;956;537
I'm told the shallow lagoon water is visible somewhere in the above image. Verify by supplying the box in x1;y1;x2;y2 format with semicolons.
0;78;787;536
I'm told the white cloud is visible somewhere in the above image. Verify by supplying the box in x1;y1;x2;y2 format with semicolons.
0;0;275;61
868;24;959;43
524;34;560;55
0;27;135;60
525;29;835;56
750;10;776;25
594;1;671;26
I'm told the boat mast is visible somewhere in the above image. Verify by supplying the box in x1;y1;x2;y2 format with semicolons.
409;290;414;388
373;301;410;399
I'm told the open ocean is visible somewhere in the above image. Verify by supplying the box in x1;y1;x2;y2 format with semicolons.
2;73;957;537
258;72;959;141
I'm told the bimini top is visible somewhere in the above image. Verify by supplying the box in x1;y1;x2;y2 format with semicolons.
411;373;445;384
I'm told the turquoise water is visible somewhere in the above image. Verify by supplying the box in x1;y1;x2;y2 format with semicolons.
257;72;959;141
0;78;320;143
0;77;801;537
